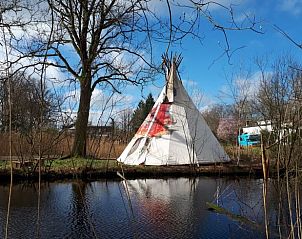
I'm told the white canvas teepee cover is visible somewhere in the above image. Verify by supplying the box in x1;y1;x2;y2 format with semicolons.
118;60;230;165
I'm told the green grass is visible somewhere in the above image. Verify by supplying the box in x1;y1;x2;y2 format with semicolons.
0;160;7;170
0;158;120;172
46;158;119;171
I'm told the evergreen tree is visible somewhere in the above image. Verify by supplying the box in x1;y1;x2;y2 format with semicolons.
131;94;155;132
144;93;155;116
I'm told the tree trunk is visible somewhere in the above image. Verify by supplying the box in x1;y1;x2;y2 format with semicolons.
72;81;92;157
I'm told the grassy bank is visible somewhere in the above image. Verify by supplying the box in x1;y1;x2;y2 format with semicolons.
224;144;262;162
0;157;264;182
0;143;264;182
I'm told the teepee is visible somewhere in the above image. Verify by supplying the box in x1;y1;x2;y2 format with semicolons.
118;56;230;165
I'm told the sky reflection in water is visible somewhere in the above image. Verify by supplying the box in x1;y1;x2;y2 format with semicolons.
0;177;279;239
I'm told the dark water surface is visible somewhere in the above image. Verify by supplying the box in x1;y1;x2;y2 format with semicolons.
0;178;280;238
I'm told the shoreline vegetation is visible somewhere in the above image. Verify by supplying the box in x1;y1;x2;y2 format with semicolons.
0;145;266;182
0;156;266;183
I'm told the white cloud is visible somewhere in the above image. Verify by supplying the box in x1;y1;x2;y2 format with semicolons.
62;87;135;126
45;61;69;85
198;94;217;112
234;10;255;23
278;0;302;15
219;70;267;103
148;0;246;16
182;78;218;111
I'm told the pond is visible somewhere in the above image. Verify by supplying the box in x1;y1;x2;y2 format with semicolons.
0;177;292;238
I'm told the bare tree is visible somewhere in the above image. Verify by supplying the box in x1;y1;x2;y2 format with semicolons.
0;72;56;132
2;0;262;157
254;55;302;169
10;0;163;156
253;55;302;239
219;65;256;164
0;2;37;238
202;104;233;136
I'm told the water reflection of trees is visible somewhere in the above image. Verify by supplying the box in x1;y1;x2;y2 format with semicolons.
270;178;302;239
0;182;52;208
0;178;301;238
0;182;52;238
127;178;270;238
69;181;98;238
129;177;301;239
213;178;302;239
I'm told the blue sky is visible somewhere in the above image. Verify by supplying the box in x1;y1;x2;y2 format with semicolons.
129;0;302;109
2;0;302;125
34;0;302;125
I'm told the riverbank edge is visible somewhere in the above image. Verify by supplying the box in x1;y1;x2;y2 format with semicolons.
0;162;267;182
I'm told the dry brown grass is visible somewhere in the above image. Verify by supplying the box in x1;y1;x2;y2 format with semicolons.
0;132;126;159
224;144;262;163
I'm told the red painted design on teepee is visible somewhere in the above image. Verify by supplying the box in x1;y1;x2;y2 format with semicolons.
136;103;173;137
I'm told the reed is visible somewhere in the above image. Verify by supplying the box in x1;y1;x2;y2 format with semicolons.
0;132;127;159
